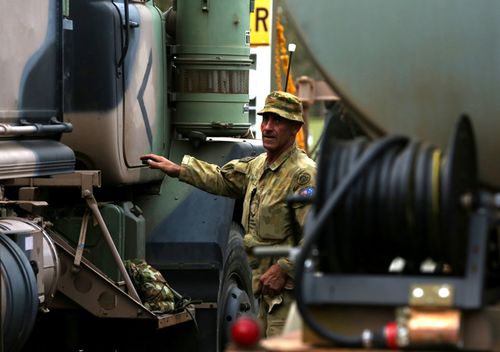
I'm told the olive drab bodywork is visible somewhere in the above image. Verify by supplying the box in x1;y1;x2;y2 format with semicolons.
284;1;500;350
0;0;258;351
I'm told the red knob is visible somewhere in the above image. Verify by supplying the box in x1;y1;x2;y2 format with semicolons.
231;316;261;347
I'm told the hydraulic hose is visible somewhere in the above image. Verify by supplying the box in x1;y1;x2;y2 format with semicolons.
295;135;409;348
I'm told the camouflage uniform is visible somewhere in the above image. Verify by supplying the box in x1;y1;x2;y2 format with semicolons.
178;91;316;337
124;259;176;313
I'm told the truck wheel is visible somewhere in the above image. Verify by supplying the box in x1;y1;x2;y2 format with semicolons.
217;222;255;351
0;233;38;352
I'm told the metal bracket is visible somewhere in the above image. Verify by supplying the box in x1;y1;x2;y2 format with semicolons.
3;170;101;191
73;209;90;271
202;0;209;12
3;171;140;302
83;192;141;303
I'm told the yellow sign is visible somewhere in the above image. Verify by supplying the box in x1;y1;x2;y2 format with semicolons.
250;0;271;46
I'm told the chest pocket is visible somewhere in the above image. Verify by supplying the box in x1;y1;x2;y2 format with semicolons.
257;191;291;241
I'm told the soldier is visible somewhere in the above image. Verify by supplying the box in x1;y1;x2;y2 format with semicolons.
140;91;316;337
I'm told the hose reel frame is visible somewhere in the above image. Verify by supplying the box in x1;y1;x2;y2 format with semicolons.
315;115;477;276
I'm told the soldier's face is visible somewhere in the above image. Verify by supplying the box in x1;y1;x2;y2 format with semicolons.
261;113;301;156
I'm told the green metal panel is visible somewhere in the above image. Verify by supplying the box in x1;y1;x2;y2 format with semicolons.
286;0;500;188
122;201;146;260
172;0;252;137
173;93;251;136
53;203;145;281
175;0;251;56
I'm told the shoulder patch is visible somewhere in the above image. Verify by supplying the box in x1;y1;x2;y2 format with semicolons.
297;172;312;185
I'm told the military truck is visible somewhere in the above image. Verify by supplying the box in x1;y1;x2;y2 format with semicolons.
281;1;500;350
0;0;259;351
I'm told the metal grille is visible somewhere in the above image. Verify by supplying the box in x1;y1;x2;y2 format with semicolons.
175;69;249;94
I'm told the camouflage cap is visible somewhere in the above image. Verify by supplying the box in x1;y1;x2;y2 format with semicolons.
257;91;304;123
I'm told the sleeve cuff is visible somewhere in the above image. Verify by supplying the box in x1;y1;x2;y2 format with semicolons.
178;155;192;181
277;257;295;278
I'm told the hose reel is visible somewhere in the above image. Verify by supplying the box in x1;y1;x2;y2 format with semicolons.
315;115;477;276
295;115;496;349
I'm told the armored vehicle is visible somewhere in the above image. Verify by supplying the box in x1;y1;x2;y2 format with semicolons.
0;0;258;351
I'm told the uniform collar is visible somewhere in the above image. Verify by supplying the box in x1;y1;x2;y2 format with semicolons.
266;143;297;171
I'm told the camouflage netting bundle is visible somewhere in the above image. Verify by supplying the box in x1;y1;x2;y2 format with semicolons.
124;258;176;314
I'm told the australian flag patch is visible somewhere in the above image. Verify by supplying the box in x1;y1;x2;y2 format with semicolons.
298;186;315;197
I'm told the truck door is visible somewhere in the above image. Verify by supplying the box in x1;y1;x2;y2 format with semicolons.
120;1;167;167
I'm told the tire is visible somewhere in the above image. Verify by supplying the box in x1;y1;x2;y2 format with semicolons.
217;222;255;351
0;233;38;352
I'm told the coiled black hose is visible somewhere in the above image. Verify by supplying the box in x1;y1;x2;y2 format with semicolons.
315;116;476;274
295;114;477;347
295;135;409;347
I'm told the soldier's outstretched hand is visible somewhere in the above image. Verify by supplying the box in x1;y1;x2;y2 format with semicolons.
140;154;181;178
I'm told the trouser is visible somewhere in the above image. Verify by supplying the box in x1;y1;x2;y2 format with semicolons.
257;290;294;337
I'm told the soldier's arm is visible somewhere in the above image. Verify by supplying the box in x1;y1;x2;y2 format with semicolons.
179;156;249;198
141;153;248;198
